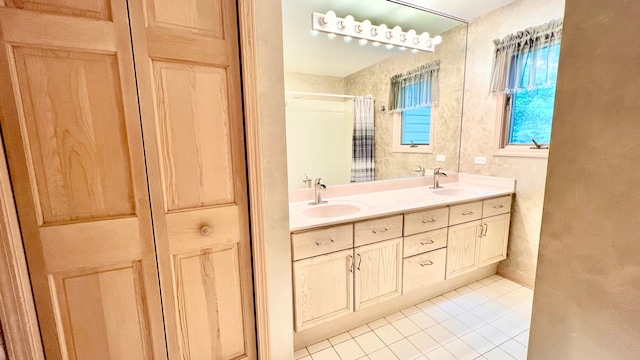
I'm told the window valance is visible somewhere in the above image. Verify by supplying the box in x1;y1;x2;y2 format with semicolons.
389;60;440;112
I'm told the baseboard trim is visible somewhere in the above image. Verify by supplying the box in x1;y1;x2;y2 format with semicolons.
497;266;535;289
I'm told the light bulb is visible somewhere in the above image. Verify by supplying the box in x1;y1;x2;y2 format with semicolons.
391;25;402;39
321;10;336;26
411;49;419;54
358;39;368;46
432;35;443;45
343;36;352;43
399;47;407;51
406;29;417;43
419;32;430;43
339;15;354;29
356;19;371;33
372;41;381;47
327;33;336;40
310;29;319;36
375;24;388;38
385;44;394;49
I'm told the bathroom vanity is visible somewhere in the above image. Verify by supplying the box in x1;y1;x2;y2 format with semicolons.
288;174;515;347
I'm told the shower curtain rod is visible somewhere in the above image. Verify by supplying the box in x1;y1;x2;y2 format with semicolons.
285;91;372;99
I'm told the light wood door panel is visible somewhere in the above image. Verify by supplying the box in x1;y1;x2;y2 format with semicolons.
402;248;446;294
3;0;111;20
354;238;403;311
479;214;510;267
0;4;166;360
153;61;234;211
446;220;481;278
293;249;354;331
128;0;256;357
174;245;246;359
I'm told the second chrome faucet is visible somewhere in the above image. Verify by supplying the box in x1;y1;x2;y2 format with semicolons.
310;178;327;205
430;168;447;189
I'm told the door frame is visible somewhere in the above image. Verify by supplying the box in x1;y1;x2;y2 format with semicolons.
0;0;293;359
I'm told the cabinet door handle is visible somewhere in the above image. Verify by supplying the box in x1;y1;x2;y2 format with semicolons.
315;239;335;246
348;255;353;273
462;211;474;216
483;224;488;237
493;204;504;209
420;240;435;245
477;224;484;237
422;218;436;224
357;253;362;271
419;260;434;267
371;228;388;234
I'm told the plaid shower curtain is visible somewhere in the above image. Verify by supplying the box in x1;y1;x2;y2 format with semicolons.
350;97;375;182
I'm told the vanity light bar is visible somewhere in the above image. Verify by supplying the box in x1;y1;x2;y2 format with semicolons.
311;11;442;52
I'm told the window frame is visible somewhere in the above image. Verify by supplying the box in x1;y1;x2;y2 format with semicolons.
493;92;549;158
392;106;434;154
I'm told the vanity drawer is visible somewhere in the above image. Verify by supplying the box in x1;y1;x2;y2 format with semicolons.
449;201;483;225
404;207;449;236
403;248;446;294
403;228;447;258
292;224;353;261
483;195;512;218
354;215;403;247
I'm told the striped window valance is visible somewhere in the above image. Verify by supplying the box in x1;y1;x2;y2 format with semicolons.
388;60;440;113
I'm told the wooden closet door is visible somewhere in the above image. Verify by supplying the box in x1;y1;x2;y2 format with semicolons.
0;3;167;360
127;0;256;359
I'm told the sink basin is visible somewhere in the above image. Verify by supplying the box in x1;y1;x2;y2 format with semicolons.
432;188;477;196
302;203;364;218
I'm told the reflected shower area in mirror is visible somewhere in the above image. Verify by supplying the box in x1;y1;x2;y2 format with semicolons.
282;0;468;190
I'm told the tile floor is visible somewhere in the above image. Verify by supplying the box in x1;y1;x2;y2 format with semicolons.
294;274;533;360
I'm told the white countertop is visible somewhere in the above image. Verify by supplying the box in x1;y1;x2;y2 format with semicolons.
288;174;516;232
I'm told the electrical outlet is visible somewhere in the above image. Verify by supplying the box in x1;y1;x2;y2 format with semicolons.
436;154;446;162
474;156;487;165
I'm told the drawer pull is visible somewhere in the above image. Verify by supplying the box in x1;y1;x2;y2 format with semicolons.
493;204;504;209
371;228;388;234
419;260;434;267
348;255;353;273
422;218;436;224
200;225;212;237
420;240;435;245
315;239;335;246
357;254;362;270
462;211;474;216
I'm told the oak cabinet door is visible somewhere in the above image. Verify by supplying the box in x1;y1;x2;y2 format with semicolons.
0;4;167;359
354;238;403;311
127;0;256;357
479;214;510;267
446;220;481;278
293;250;354;331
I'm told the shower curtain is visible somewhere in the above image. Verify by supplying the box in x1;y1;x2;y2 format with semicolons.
351;97;375;182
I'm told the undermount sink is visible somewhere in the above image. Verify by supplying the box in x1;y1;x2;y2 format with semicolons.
301;202;365;218
431;188;477;196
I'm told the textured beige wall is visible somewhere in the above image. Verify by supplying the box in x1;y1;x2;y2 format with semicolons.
529;0;640;357
284;73;353;188
459;0;565;283
345;24;467;180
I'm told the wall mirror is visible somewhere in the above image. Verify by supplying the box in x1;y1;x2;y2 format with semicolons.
282;0;468;190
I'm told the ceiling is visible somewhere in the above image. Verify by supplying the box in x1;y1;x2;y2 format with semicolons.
281;0;517;77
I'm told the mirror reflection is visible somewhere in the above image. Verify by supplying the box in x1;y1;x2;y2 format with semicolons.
282;0;468;189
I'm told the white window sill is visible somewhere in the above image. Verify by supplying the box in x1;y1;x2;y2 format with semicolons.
392;145;433;154
493;146;549;158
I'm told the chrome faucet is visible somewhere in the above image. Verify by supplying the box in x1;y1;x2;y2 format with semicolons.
302;173;312;188
430;168;447;189
414;165;426;177
310;178;327;205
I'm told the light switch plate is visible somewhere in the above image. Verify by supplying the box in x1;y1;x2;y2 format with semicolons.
474;156;487;165
436;154;446;162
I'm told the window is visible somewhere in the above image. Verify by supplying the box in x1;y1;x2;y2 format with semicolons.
490;19;562;157
393;105;433;153
502;44;560;148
